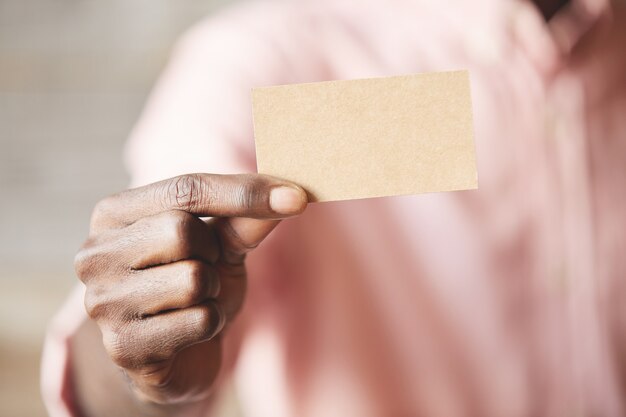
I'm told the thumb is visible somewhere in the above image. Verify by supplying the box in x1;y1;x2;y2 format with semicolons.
211;188;308;264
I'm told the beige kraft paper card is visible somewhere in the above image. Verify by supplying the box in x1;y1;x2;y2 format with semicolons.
252;70;477;202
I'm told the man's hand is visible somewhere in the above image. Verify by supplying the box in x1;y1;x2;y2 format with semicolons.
74;173;307;405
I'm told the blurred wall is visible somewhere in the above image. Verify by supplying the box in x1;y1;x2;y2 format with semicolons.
0;1;236;415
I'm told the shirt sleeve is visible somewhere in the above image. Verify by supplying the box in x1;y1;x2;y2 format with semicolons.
41;284;87;417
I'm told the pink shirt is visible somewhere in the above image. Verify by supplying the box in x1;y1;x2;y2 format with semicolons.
42;0;626;416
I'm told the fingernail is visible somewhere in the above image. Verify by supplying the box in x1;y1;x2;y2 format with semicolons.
270;186;305;214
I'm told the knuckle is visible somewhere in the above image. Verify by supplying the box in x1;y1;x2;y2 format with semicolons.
236;176;259;211
167;211;194;249
103;319;186;369
84;287;107;319
104;323;167;369
192;303;223;340
181;261;208;304
74;241;103;282
167;174;206;212
73;248;92;281
192;308;213;338
90;195;116;231
102;325;137;369
85;286;134;322
151;211;197;262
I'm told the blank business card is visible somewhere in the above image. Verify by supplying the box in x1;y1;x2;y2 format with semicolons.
252;70;478;202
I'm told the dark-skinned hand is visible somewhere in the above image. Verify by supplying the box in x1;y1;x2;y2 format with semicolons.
74;173;307;405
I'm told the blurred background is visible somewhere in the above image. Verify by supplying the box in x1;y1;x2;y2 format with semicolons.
0;1;236;415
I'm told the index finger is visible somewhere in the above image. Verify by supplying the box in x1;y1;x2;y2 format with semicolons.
90;173;307;233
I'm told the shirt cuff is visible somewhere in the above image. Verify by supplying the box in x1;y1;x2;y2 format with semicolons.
41;284;88;417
